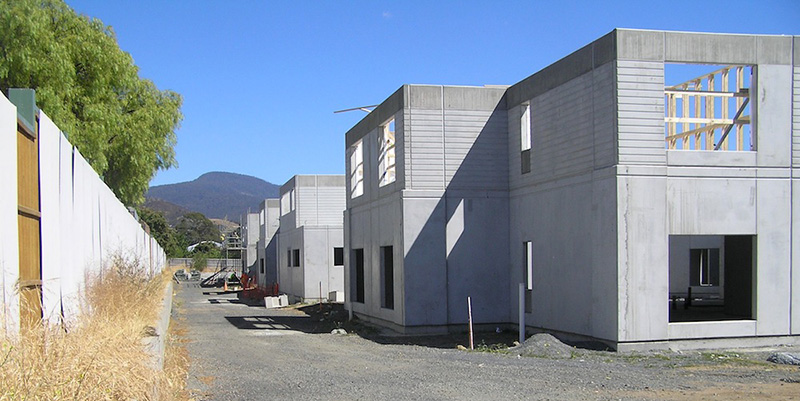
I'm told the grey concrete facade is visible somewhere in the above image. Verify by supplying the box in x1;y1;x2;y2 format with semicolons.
344;29;800;349
276;175;346;302
241;212;260;279
255;199;280;289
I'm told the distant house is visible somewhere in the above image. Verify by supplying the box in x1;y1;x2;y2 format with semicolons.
343;29;800;350
277;175;346;302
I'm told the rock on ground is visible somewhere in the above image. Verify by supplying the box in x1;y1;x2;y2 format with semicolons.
767;352;800;365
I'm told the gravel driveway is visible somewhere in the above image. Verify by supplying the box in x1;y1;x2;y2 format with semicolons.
175;284;800;401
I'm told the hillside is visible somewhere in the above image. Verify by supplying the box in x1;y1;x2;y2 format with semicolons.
146;172;280;220
142;198;193;225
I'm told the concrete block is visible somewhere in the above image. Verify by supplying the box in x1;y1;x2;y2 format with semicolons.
264;296;280;309
328;291;344;303
278;294;288;306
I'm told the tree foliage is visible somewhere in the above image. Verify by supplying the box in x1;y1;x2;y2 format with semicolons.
136;207;184;257
175;212;221;247
0;0;182;205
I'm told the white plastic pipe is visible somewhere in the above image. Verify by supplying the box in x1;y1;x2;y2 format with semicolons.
519;283;525;344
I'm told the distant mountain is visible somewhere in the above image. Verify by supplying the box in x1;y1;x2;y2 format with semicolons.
146;172;280;220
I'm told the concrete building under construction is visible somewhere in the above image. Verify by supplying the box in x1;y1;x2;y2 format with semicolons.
343;29;800;350
277;175;346;303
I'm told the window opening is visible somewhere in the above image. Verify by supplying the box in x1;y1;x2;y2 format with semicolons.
351;249;365;303
668;235;754;322
523;241;533;313
293;249;300;267
260;258;265;274
520;103;531;174
333;247;344;266
378;118;396;186
350;139;364;198
287;248;292;267
380;246;394;309
664;64;753;151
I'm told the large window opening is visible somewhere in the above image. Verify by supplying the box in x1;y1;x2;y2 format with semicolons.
668;235;755;322
378;118;396;187
664;64;754;151
351;249;365;303
349;139;364;198
380;246;394;309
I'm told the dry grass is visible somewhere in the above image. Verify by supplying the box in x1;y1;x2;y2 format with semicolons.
0;256;187;400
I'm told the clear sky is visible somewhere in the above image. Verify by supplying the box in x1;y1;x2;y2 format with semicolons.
65;0;799;187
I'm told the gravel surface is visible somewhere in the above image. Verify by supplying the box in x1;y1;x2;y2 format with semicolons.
175;284;800;401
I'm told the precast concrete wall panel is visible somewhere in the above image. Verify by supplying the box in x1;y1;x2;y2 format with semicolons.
616;60;667;166
793;178;800;334
755;65;793;167
0;95;19;335
510;173;617;341
38;113;62;323
592;62;618;169
528;71;597;178
405;107;445;190
58;132;77;322
402;196;447;326
755;178;792;335
444;195;510;325
793;67;800;166
617;175;669;342
667;178;757;235
443;109;508;191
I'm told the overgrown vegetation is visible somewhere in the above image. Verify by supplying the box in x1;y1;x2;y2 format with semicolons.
0;0;183;205
137;207;223;259
0;256;188;400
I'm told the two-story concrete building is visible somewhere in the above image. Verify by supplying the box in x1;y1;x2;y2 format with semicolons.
255;199;280;289
343;29;800;350
277;175;346;302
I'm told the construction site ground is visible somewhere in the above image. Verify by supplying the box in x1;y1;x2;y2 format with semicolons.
174;283;800;401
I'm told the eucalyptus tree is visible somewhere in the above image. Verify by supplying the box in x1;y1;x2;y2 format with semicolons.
0;0;183;205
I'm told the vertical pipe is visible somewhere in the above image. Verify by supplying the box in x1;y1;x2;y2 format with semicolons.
519;283;525;344
467;296;474;350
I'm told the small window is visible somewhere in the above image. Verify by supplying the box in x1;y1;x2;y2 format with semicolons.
280;192;290;215
690;248;720;287
520;103;531;174
378;118;396;187
523;241;533;313
520;103;531;151
333;247;344;266
350;139;364;198
293;249;301;267
260;258;265;274
287;248;292;267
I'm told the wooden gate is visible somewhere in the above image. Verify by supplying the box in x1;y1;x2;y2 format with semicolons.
16;108;42;329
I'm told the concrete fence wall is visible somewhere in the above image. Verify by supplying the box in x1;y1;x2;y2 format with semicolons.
169;258;242;271
0;92;166;335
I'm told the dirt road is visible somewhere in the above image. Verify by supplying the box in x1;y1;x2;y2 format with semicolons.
175;284;800;401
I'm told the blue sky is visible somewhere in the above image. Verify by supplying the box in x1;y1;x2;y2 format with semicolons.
65;0;799;187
